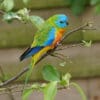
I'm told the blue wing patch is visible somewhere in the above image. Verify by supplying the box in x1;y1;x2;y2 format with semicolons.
43;28;56;46
20;46;44;61
20;28;56;61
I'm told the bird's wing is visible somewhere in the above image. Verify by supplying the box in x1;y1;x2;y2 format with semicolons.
20;25;56;61
31;24;56;47
30;16;45;29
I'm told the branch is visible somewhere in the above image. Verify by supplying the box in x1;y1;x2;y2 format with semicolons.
0;67;29;87
60;23;89;43
0;23;89;88
0;84;68;95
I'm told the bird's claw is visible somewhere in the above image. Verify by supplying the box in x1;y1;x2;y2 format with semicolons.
57;42;62;46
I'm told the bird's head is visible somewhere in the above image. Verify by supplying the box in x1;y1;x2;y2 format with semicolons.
48;14;69;28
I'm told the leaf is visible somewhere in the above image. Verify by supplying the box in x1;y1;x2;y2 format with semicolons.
43;81;57;100
82;40;92;47
17;8;30;21
22;88;33;100
23;0;30;4
42;65;60;82
0;0;14;11
22;84;39;100
60;73;71;86
3;12;21;22
71;82;87;100
29;15;45;29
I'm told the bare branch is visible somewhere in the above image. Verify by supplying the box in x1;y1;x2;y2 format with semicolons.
60;23;89;43
0;67;29;88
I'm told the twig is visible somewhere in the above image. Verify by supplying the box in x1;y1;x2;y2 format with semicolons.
0;23;89;88
56;43;83;51
50;53;65;61
60;23;89;43
0;67;29;88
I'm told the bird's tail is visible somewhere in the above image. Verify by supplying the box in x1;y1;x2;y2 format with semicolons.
23;46;52;90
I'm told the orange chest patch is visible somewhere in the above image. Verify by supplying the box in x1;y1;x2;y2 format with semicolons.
59;29;66;34
53;29;66;46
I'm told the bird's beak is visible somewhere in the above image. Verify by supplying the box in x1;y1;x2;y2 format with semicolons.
66;22;69;25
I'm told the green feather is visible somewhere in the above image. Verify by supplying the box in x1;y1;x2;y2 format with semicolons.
31;15;60;48
31;23;54;47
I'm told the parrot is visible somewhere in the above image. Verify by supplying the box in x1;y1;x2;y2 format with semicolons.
20;14;69;84
20;14;69;62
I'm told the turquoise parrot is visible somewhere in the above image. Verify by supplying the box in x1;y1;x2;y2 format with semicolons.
20;14;69;84
20;14;69;64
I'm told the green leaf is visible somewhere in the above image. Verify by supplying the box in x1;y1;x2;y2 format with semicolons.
17;8;30;21
0;0;14;11
82;40;92;47
23;0;30;4
22;88;33;100
60;73;71;86
42;65;60;82
71;82;87;100
3;12;21;22
17;8;29;16
22;84;40;100
44;81;57;100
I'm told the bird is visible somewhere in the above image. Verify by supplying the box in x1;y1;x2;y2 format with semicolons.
20;14;69;85
20;14;69;65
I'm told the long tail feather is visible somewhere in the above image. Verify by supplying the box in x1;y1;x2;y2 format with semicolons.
20;46;44;61
22;46;52;94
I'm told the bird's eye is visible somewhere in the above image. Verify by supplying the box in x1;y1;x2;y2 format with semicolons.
59;21;64;23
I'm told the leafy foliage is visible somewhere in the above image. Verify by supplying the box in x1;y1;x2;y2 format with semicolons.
22;84;39;100
43;81;57;100
0;0;14;11
67;0;100;15
42;65;60;82
0;0;100;15
22;65;86;100
3;12;21;22
23;88;34;100
82;40;92;47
